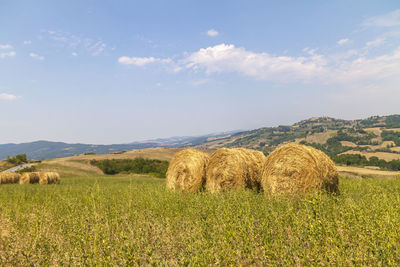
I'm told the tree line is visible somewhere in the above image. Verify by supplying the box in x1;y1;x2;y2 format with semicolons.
90;158;169;178
332;154;400;171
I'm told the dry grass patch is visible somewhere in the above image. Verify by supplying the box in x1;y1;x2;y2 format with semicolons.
303;130;337;144
44;159;103;175
340;141;357;147
359;141;396;150
391;146;400;152
0;161;16;172
364;127;383;142
337;166;400;178
386;128;400;132
47;148;203;163
44;148;215;176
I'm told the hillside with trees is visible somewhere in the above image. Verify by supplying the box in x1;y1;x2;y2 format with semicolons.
195;115;400;170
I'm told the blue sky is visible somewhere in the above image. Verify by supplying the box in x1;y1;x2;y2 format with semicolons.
1;1;400;144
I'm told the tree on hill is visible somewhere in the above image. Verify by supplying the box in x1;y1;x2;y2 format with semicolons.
6;154;28;165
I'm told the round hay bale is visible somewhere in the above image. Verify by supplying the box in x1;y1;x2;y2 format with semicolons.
261;143;339;195
39;172;61;184
11;173;21;183
166;149;209;193
39;172;48;184
19;172;40;184
49;172;61;184
0;173;21;184
205;148;266;193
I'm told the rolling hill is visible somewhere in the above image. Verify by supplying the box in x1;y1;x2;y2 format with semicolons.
195;115;400;157
1;115;400;166
0;131;238;160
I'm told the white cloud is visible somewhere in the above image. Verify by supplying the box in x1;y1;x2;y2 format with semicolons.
0;44;13;49
191;79;210;86
184;44;327;82
0;93;17;101
363;9;400;27
117;8;400;90
88;40;106;56
337;38;350;46
183;41;400;86
118;56;171;66
72;52;78;56
0;44;16;59
23;40;32;45
365;37;386;49
207;29;219;37
0;51;16;58
118;40;400;89
45;30;107;56
52;36;68;42
333;46;400;83
29;52;44;60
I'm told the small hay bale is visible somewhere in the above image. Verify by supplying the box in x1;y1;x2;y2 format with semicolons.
39;172;61;184
205;148;266;193
261;143;339;195
19;172;40;184
166;149;209;192
0;173;21;184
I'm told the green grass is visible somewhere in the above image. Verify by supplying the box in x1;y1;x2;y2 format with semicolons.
1;173;400;265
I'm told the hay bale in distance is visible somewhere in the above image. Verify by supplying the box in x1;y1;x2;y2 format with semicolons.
0;172;21;184
205;148;266;193
261;143;339;195
39;172;61;184
19;172;40;184
166;149;209;193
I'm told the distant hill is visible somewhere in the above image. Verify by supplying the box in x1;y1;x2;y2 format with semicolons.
195;115;400;160
2;115;400;162
0;131;239;160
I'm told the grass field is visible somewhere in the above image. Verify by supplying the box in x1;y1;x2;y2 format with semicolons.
1;165;400;265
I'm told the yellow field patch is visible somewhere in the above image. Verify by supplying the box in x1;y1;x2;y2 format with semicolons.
0;161;15;172
341;150;400;161
385;128;400;132
305;130;337;144
49;148;213;163
359;141;396;150
364;127;383;142
43;148;215;176
364;127;382;135
340;141;357;147
295;130;337;144
337;165;400;178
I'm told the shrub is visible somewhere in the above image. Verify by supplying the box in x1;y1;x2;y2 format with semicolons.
90;158;169;178
6;154;28;165
332;154;400;171
17;165;37;173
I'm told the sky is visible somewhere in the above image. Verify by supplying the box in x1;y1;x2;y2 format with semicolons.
1;1;400;144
